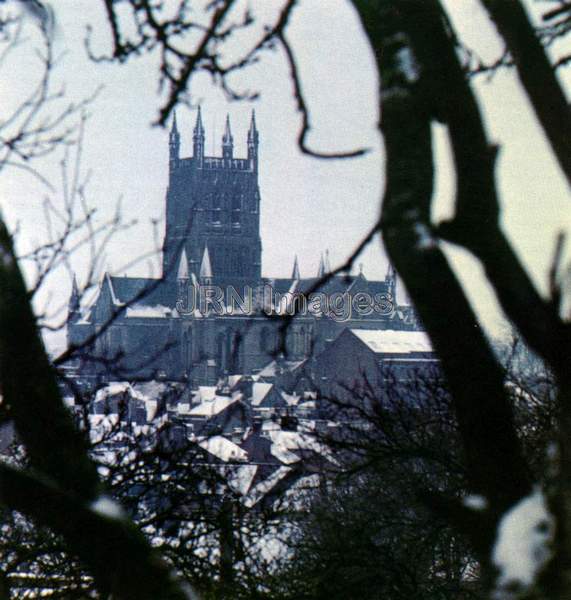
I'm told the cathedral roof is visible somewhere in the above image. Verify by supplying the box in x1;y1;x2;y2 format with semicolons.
107;276;175;307
266;275;390;296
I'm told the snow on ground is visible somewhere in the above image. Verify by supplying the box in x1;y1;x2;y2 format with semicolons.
492;487;554;598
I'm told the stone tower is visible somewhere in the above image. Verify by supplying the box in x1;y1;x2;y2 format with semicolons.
163;108;262;282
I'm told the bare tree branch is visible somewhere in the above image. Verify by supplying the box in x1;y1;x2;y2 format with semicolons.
479;0;571;186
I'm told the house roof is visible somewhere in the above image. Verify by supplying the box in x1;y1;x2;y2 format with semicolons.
350;329;433;354
251;382;273;407
188;392;240;417
198;435;248;462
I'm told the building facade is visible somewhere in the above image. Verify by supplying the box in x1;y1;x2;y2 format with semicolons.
67;109;421;387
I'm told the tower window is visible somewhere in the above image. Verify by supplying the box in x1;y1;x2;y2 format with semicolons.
231;195;241;226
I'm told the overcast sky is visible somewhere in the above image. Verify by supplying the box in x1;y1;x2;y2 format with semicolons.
0;0;569;351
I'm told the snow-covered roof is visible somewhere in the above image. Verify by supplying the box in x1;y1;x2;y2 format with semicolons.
227;464;258;495
132;381;170;400
189;393;240;417
258;359;306;378
106;273;125;307
258;361;279;377
268;429;334;465
192;386;217;403
228;374;243;388
251;382;273;407
198;435;248;462
243;466;293;508
281;392;300;406
126;304;172;318
95;382;145;404
350;329;433;354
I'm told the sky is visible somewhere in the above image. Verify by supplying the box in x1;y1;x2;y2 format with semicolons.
0;0;569;351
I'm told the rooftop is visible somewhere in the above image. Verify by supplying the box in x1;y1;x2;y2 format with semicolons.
351;329;433;354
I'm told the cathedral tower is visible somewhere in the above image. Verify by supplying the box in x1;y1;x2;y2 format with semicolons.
163;109;262;283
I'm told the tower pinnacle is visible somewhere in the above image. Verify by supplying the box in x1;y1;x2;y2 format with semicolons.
193;106;205;160
324;249;331;274
177;247;189;280
317;253;325;278
200;244;213;280
222;114;234;159
386;262;397;298
291;255;300;280
68;275;81;323
171;110;179;134
247;109;259;167
169;111;180;169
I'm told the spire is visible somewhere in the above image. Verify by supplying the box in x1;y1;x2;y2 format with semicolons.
171;110;179;135
317;253;325;278
222;114;234;159
177;247;189;280
324;249;331;274
68;275;80;322
200;244;213;280
386;262;397;280
169;111;180;169
69;275;80;309
291;255;300;280
386;262;397;296
247;109;259;167
194;106;204;136
247;110;258;143
193;106;205;160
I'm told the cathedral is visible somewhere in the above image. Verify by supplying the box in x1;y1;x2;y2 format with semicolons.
67;109;420;387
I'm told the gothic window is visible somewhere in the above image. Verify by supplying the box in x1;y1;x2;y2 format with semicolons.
211;247;220;273
228;329;242;374
230;251;241;275
211;193;222;225
304;327;311;354
295;327;305;355
242;248;250;273
260;327;276;355
231;195;241;226
216;332;226;374
184;330;193;368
